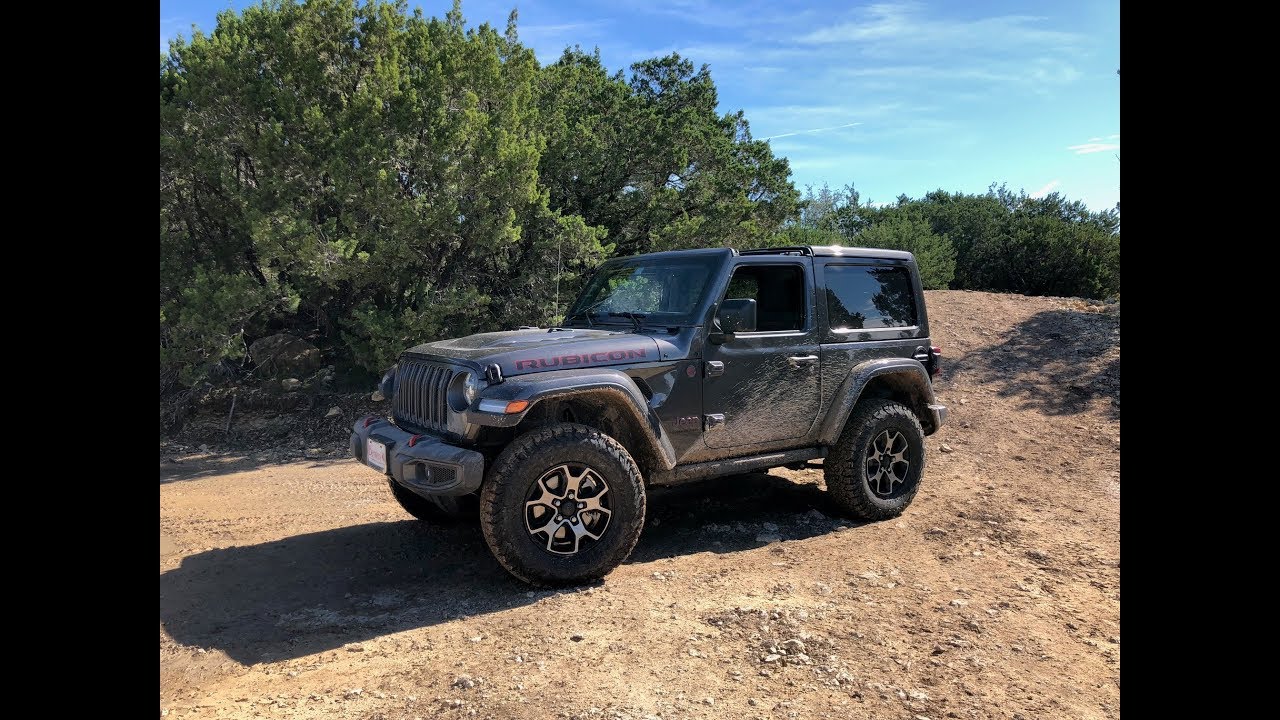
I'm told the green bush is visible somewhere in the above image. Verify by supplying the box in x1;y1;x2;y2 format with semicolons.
160;3;1118;391
159;1;796;387
809;185;1118;298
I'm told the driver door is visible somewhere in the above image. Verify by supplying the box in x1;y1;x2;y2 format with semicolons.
702;258;821;449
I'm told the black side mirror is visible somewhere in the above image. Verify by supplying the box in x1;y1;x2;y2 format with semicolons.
710;298;757;344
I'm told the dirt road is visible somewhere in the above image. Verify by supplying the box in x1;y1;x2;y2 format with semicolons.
160;290;1120;719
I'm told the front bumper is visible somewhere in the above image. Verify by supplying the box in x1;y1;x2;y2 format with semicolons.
350;417;485;497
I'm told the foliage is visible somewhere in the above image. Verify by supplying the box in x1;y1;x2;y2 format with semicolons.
536;49;799;257
160;1;1118;389
782;183;1120;298
159;1;796;385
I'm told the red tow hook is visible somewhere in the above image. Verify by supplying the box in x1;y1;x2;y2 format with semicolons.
408;434;425;448
362;415;379;428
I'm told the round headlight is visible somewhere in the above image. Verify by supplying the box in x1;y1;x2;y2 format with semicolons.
447;371;486;412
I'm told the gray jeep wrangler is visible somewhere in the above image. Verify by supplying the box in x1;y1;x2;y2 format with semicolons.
352;245;946;585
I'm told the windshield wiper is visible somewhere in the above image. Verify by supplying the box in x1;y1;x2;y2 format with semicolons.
608;311;647;332
563;309;593;327
563;297;612;328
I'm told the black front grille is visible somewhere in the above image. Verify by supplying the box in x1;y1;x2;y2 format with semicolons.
393;359;457;434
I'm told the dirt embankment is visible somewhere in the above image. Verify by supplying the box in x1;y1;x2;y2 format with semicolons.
160;290;1120;720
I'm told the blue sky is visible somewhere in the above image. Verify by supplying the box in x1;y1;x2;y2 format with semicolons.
160;0;1120;212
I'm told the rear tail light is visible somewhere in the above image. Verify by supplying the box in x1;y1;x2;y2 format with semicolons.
930;346;942;377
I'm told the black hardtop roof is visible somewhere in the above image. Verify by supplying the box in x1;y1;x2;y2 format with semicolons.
740;245;914;260
609;245;914;263
603;247;734;262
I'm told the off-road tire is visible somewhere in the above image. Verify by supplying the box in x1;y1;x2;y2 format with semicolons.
825;399;926;520
388;478;478;523
480;423;646;585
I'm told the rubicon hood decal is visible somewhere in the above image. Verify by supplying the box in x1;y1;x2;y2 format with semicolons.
514;348;649;371
404;328;662;377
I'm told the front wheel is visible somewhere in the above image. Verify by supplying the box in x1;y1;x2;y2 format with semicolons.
825;399;926;520
480;423;646;585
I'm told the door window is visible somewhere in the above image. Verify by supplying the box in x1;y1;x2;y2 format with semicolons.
723;265;806;332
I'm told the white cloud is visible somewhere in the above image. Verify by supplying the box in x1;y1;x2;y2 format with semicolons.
1028;59;1081;85
630;43;809;67
761;122;862;141
519;21;609;35
798;2;1083;53
627;0;812;30
517;20;613;62
1067;133;1120;155
1068;142;1120;155
1031;180;1061;198
787;152;885;172
749;103;907;127
835;57;1080;88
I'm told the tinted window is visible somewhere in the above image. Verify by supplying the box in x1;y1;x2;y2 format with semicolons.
724;265;805;331
825;266;917;330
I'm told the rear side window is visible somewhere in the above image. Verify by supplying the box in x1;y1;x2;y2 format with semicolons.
824;266;917;330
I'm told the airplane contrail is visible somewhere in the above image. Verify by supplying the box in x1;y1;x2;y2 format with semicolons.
761;122;862;140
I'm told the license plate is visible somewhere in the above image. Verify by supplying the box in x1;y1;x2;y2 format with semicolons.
366;439;387;472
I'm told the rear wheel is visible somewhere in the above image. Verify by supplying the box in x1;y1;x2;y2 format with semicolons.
387;478;477;523
825;399;926;520
480;423;646;585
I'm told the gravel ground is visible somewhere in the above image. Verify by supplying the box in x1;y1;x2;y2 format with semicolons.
160;289;1120;720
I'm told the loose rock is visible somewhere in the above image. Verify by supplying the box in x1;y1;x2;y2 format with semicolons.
250;333;322;376
452;675;476;690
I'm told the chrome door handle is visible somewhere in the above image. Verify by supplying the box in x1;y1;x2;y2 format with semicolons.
787;355;819;368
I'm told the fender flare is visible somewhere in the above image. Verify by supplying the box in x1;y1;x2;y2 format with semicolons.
817;358;940;444
466;367;678;471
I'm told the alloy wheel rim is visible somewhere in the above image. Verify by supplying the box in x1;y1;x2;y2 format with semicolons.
865;429;910;497
524;463;612;555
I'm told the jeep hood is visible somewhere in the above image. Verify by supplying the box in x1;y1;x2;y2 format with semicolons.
404;328;664;378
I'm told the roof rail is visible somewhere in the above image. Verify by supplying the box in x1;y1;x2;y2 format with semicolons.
739;246;814;256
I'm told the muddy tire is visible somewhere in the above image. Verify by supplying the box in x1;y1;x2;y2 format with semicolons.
480;423;646;585
825;399;926;520
388;479;477;523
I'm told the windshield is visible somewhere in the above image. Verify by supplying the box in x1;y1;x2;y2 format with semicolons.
563;255;722;328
